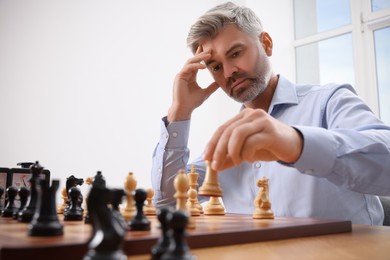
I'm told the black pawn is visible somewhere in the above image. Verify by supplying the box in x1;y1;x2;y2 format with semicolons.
28;180;63;236
151;207;174;260
64;187;83;221
1;186;18;217
161;210;194;260
111;189;127;229
129;188;150;231
18;161;42;222
13;187;30;219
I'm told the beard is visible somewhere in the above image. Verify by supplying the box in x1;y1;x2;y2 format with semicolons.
226;56;273;103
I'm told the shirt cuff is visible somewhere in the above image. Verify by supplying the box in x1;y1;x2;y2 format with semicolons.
161;116;191;149
290;126;338;178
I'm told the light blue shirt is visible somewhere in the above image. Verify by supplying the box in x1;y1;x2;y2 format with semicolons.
151;76;390;225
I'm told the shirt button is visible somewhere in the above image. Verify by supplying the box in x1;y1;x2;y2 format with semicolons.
163;133;169;139
172;132;178;138
255;162;261;168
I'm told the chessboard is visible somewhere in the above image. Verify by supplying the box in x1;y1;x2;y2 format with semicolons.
0;214;352;259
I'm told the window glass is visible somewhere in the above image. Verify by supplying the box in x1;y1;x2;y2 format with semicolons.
294;0;351;39
296;33;354;85
374;26;390;124
371;0;390;12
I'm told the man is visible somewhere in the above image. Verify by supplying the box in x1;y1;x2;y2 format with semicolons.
151;2;390;225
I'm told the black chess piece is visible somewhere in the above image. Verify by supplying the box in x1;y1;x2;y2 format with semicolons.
64;186;84;221
13;187;30;219
18;161;42;222
83;173;127;260
65;175;84;212
0;187;4;210
1;186;18;217
128;188;151;231
111;188;127;229
28;179;63;236
151;207;174;260
85;171;105;224
161;210;194;260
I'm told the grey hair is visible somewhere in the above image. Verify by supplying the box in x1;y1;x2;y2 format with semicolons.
187;2;264;54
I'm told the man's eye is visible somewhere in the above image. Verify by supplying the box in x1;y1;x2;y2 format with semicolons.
213;64;222;72
232;51;241;58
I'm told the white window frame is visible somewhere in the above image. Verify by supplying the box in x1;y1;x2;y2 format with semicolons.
293;0;390;116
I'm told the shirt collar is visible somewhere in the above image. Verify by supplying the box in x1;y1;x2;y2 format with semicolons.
268;75;298;114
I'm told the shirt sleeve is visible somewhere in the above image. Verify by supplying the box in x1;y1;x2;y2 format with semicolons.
151;116;191;207
293;85;390;196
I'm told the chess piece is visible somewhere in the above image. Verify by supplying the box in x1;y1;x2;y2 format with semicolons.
84;176;127;260
1;186;17;217
18;161;42;223
57;187;67;214
85;172;106;224
174;170;189;211
28;180;63;236
187;165;203;214
129;188;151;231
121;172;137;221
151;207;174;260
0;187;4;210
198;160;223;197
110;188;127;229
65;175;84;212
204;196;225;215
161;210;194;260
174;169;195;229
64;186;84;221
13;187;30;219
253;176;274;219
144;188;157;215
83;176;94;223
187;189;200;216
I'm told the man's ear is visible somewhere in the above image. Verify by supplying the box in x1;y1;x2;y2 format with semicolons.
260;32;273;56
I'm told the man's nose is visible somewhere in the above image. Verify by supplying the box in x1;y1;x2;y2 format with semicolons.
223;62;238;79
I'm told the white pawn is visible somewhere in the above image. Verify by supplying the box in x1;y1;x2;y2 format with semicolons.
144;188;157;215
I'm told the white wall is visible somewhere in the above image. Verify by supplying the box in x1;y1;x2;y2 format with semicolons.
0;0;293;199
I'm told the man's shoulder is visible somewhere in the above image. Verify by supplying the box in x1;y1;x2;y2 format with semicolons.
295;81;356;98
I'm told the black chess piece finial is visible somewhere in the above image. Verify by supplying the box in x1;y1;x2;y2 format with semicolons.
83;176;127;260
64;186;84;221
18;161;43;222
1;186;18;217
151;207;174;260
129;188;151;231
28;179;63;236
13;187;30;219
93;171;106;188
161;210;194;260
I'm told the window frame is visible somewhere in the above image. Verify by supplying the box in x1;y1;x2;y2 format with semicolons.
293;0;390;117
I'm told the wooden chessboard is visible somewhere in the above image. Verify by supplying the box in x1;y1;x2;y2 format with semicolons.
0;214;352;259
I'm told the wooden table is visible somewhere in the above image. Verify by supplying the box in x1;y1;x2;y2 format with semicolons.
0;214;388;259
132;224;388;260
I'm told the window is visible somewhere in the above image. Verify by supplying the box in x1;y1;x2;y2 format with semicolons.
293;0;390;124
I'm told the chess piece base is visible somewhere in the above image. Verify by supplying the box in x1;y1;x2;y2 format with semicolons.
204;197;225;215
253;209;274;219
28;222;64;236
